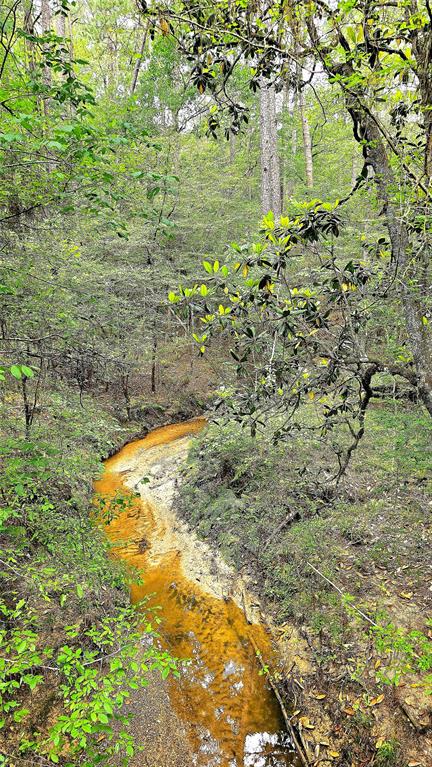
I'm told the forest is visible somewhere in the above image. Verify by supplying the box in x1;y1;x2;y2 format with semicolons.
0;1;431;766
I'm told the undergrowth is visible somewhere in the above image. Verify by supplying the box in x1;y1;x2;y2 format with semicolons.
179;403;432;691
0;388;176;766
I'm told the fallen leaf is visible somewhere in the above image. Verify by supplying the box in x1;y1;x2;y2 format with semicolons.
374;659;381;669
400;591;413;599
329;751;340;758
311;691;326;700
407;761;423;766
375;738;384;749
320;739;330;746
298;716;315;729
343;706;355;716
369;694;385;706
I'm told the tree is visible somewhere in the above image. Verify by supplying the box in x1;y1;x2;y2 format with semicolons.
298;79;313;189
259;79;282;216
145;0;432;419
306;0;432;414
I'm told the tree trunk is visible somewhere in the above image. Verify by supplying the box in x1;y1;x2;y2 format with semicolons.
229;130;236;164
299;85;313;188
40;0;52;113
21;377;32;438
345;104;432;416
131;28;147;95
55;7;66;37
279;80;290;203
121;373;131;420
67;11;74;61
151;332;157;394
23;0;36;71
306;16;432;416
259;79;281;218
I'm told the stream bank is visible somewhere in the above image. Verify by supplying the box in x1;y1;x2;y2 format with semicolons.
176;415;432;767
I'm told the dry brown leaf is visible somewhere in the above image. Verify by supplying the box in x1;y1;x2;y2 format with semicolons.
407;761;423;766
343;706;355;716
320;739;330;746
369;693;384;706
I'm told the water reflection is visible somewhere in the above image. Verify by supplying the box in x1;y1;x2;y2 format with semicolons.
244;732;297;766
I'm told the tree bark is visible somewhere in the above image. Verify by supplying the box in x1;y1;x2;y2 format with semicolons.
23;0;36;71
259;79;281;218
151;331;157;394
229;130;236;164
55;6;66;37
40;0;52;113
299;84;313;188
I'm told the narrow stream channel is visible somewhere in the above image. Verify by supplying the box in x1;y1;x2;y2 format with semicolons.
95;419;300;767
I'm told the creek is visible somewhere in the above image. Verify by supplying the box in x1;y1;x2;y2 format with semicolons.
95;419;300;767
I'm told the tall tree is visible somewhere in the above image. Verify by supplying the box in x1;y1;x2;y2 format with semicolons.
306;1;432;415
298;81;313;188
259;80;281;216
40;0;52;112
145;0;432;418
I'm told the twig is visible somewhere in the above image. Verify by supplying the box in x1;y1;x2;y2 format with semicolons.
250;634;311;766
306;562;378;627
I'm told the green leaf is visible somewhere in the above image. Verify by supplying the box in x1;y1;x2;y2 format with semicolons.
10;365;22;380
203;261;212;273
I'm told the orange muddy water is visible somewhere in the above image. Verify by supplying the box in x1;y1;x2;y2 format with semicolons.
94;419;299;766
